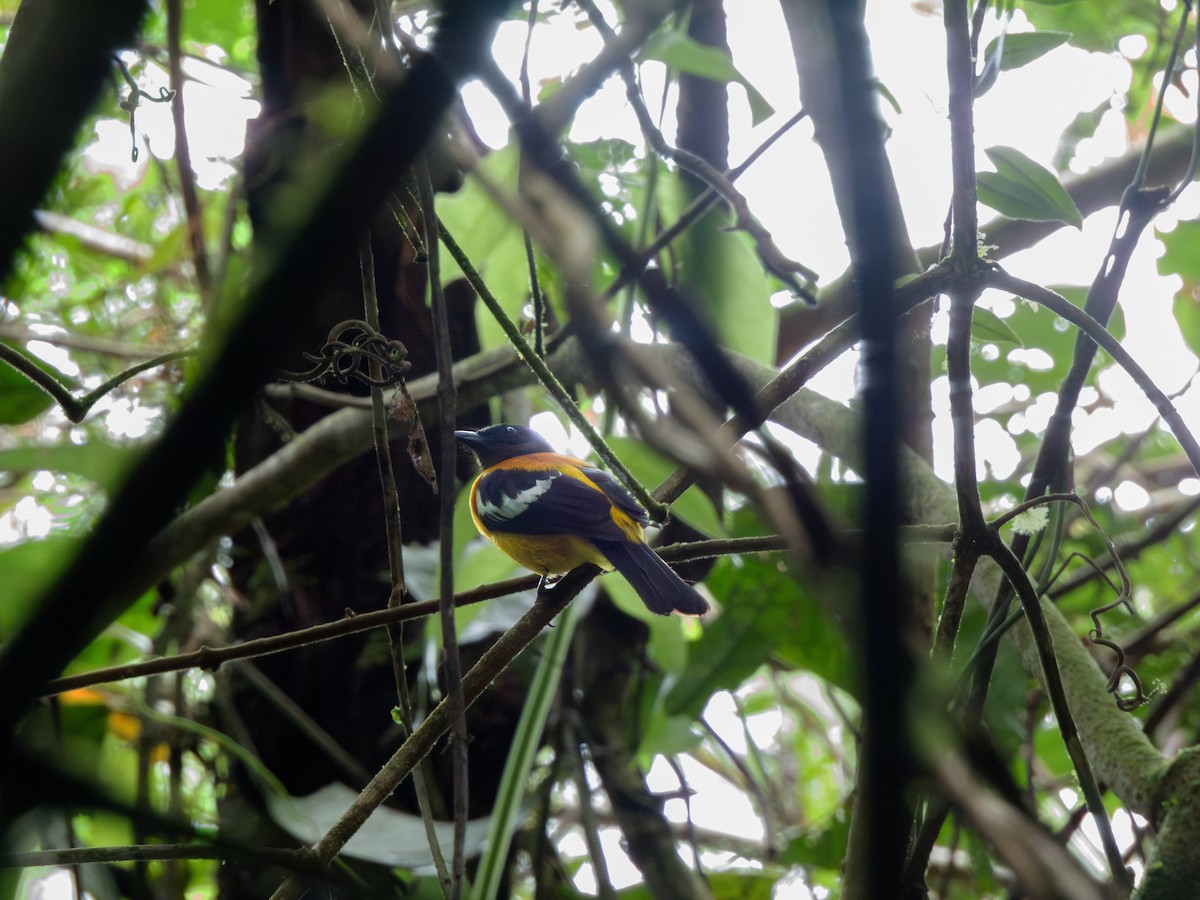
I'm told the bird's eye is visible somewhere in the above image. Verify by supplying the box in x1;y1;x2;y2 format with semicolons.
505;426;515;434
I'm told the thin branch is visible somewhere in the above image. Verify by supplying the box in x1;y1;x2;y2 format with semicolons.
598;107;810;306
437;219;668;520
945;0;979;264
654;263;952;505
267;565;598;900
0;341;193;423
3;843;300;869
577;0;815;297
166;0;211;303
419;156;469;900
982;530;1132;894
1127;0;1196;199
47;530;944;698
359;230;450;889
988;268;1200;480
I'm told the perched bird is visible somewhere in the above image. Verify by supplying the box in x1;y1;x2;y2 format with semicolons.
455;424;709;617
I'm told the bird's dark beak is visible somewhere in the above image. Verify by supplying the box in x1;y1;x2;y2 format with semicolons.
454;430;483;458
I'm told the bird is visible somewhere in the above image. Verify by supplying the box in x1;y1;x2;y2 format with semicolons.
454;424;709;617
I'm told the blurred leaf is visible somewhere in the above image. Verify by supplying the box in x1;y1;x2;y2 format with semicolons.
0;440;135;492
644;605;690;674
667;176;777;363
604;436;724;537
1160;221;1200;357
568;137;638;174
1021;0;1169;56
0;537;80;638
778;815;850;869
664;556;849;721
185;0;255;52
1053;99;1110;171
636;709;702;760
977;146;1083;227
945;286;1124;399
972;307;1023;345
1158;220;1200;285
437;146;530;351
640;32;775;125
605;574;693;672
706;871;778;898
984;31;1071;71
0;343;61;424
139;223;190;275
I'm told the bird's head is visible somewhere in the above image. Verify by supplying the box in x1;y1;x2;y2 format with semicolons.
454;424;556;468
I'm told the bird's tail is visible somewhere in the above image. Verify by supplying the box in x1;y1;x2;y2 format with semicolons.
594;540;709;617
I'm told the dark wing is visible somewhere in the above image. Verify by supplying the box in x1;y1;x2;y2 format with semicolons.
474;465;645;540
578;466;649;527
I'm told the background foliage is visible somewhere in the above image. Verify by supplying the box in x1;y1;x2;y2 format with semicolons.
1;0;1200;898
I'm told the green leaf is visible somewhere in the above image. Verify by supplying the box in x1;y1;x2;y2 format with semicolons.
705;871;778;899
0;440;135;492
984;31;1071;71
1005;505;1050;535
665;173;777;363
636;711;703;761
662;556;849;721
1160;221;1200;358
1157;219;1200;285
778;815;850;869
0;537;80;638
433;145;530;351
602;436;724;538
0;349;54;424
977;146;1083;228
971;307;1023;345
1053;99;1110;172
640;32;775;126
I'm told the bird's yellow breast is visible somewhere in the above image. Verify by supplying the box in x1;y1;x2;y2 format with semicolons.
485;531;613;576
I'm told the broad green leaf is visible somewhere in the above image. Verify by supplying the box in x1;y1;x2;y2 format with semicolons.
0;440;135;492
603;436;724;538
1053;99;1110;172
705;872;778;899
0;537;80;637
1021;0;1169;56
778;815;850;869
972;306;1023;345
663;556;849;721
185;0;256;61
1162;221;1200;357
0;347;54;424
666;174;777;363
636;710;703;760
977;146;1083;228
640;32;775;126
984;31;1071;71
1157;219;1200;286
436;146;530;351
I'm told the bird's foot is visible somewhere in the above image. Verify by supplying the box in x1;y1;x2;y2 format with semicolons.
536;573;565;596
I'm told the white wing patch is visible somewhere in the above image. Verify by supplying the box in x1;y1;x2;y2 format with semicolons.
477;472;558;521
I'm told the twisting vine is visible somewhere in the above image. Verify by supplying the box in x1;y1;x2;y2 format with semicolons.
114;57;175;163
276;319;412;388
